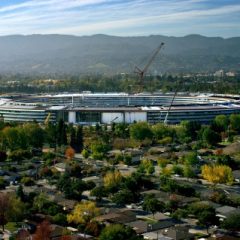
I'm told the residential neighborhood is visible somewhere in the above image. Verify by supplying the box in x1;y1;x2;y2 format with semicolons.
0;116;240;239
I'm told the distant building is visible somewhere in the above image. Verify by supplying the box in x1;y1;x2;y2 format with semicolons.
0;93;240;124
214;70;224;77
226;71;236;77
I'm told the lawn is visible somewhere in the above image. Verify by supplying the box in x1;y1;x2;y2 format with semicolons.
5;222;21;233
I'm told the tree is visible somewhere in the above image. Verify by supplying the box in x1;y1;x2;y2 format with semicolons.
65;146;75;160
85;221;101;237
230;114;240;132
112;189;135;205
0;193;9;231
76;125;83;152
67;201;100;225
0;151;7;162
56;119;67;146
221;213;240;231
0;193;25;231
214;115;229;132
7;196;26;222
33;220;51;240
142;194;164;216
138;159;154;175
152;123;174;141
81;149;89;158
16;185;25;201
183;165;196;178
90;186;107;202
184;151;198;165
130;122;153;141
45;122;57;148
3;127;28;151
99;224;142;240
69;127;77;151
201;164;234;185
23;123;45;148
90;141;109;160
189;202;218;231
33;193;50;213
201;127;221;146
182;121;201;140
103;170;123;190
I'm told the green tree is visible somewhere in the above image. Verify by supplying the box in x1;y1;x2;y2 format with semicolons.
112;189;135;205
99;224;142;240
184;151;198;165
138;159;155;175
230;114;240;132
45;122;57;148
76;125;84;152
189;202;218;231
221;213;240;231
130;122;153;141
56;119;67;146
201;127;221;146
214;115;229;131
183;165;196;178
0;193;26;231
24;123;45;148
142;194;164;216
90;186;107;202
152;123;174;140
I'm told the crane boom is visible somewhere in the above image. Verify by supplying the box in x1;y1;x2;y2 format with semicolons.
164;81;181;125
135;42;164;90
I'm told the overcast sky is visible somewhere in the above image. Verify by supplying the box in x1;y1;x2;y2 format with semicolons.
0;0;239;37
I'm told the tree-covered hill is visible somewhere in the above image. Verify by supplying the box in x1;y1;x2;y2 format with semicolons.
0;34;239;75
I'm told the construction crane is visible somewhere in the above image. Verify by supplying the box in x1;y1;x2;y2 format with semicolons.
44;112;51;125
134;42;164;91
164;81;182;125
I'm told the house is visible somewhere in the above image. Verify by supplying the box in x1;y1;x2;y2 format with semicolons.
126;214;176;235
95;209;136;224
82;176;102;186
53;162;67;173
216;206;240;219
142;231;173;240
233;170;240;183
163;226;193;240
126;220;149;234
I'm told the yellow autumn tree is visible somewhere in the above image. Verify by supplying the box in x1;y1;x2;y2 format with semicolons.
201;165;234;185
67;201;100;225
103;170;122;188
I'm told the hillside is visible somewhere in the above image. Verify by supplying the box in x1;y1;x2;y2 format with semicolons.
0;34;239;75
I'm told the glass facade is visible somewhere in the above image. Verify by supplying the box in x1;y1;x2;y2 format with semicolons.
76;112;101;123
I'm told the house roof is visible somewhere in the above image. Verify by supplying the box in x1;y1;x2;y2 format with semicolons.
95;209;136;224
233;170;240;179
216;206;240;218
216;206;237;215
127;220;148;234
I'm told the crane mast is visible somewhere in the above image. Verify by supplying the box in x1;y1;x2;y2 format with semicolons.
134;42;164;91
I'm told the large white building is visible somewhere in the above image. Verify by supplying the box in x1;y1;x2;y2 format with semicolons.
0;93;240;124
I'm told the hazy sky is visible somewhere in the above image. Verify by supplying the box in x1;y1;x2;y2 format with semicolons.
0;0;239;37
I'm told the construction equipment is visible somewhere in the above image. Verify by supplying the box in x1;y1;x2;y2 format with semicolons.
44;112;51;125
164;81;182;125
134;42;164;91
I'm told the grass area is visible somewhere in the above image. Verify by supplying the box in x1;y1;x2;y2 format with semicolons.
219;141;232;146
5;222;21;233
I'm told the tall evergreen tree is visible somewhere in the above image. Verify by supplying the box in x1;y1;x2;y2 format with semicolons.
57;119;67;146
76;125;83;153
70;127;77;151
